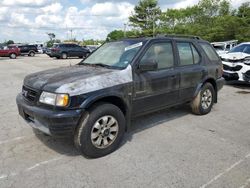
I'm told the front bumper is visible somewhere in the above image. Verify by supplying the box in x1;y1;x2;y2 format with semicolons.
223;72;239;81
16;93;83;137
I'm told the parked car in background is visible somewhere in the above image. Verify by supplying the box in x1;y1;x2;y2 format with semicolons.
41;47;48;54
0;46;20;59
221;42;250;82
16;35;224;158
50;43;90;59
17;45;38;56
211;40;238;55
45;48;52;57
83;45;99;53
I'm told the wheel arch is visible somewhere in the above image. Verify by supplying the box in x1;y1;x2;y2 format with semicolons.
194;77;218;103
79;93;131;130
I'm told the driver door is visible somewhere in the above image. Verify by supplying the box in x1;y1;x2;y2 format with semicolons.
132;41;180;116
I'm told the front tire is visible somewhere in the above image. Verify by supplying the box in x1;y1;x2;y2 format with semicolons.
29;51;35;57
191;83;215;115
74;103;125;158
9;53;17;59
61;53;67;59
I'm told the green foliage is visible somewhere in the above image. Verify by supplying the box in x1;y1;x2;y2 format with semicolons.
80;39;104;46
46;39;61;48
4;40;14;45
47;33;56;41
129;0;161;36
107;0;250;43
106;30;125;41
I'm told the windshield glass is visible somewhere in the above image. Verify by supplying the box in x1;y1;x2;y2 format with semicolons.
81;40;144;69
229;44;250;54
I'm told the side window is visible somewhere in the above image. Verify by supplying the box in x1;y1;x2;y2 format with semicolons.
200;43;220;61
140;42;174;70
243;45;250;54
191;45;200;64
177;42;200;66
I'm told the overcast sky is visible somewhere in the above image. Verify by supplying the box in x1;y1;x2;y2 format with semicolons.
0;0;248;43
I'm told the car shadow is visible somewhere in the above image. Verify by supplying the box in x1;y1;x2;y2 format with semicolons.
34;104;190;157
226;81;250;90
123;105;190;145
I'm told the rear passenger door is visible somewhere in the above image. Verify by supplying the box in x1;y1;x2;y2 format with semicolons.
132;40;180;115
175;41;205;102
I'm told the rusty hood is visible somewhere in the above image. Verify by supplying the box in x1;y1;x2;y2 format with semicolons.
24;65;133;96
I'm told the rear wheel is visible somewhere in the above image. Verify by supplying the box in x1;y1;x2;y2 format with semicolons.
191;83;215;115
74;103;125;158
9;53;17;59
29;51;35;57
61;53;67;59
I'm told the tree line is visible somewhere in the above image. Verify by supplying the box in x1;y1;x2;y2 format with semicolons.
107;0;250;42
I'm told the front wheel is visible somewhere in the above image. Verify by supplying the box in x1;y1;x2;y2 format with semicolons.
9;53;17;59
191;83;215;115
61;53;67;59
29;51;35;57
74;103;125;158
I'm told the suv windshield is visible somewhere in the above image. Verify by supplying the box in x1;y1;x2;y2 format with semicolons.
229;44;250;54
81;40;144;69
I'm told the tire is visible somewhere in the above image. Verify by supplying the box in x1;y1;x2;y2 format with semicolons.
61;53;67;59
74;103;125;158
191;82;215;115
9;53;17;59
29;51;35;57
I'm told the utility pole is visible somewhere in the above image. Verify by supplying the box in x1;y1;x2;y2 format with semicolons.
123;23;127;38
70;29;73;40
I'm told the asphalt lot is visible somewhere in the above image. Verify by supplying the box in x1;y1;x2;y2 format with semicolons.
0;54;249;188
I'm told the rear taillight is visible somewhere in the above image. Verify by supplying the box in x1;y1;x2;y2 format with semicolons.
52;48;59;52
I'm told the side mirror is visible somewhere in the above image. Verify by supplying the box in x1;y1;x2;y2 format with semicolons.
138;59;158;72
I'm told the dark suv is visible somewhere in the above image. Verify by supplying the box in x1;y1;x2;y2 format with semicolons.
50;43;90;59
16;35;224;158
17;45;38;56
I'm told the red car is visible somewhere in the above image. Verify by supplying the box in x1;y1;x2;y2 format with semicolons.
0;46;20;59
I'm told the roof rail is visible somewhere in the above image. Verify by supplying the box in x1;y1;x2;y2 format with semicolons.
157;34;202;40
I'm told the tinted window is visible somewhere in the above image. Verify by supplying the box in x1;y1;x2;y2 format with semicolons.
200;43;220;61
243;45;250;54
177;42;200;65
191;45;200;64
140;42;174;69
229;44;250;53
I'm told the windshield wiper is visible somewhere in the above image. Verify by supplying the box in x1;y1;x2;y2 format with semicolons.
78;62;118;69
92;63;113;68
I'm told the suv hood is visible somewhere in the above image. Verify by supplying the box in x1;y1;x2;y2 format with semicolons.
24;65;132;96
220;52;250;60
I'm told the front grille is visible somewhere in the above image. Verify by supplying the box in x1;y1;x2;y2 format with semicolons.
22;86;38;102
221;58;243;63
223;64;242;71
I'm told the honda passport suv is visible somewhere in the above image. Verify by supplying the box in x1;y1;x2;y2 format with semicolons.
16;35;224;158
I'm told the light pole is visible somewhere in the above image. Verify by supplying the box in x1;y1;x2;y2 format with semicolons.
123;23;127;38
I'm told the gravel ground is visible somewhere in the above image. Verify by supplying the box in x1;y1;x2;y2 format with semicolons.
0;54;249;188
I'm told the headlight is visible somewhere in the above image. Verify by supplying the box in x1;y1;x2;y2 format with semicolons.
39;92;69;107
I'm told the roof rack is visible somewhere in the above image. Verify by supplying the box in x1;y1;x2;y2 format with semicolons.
157;34;202;40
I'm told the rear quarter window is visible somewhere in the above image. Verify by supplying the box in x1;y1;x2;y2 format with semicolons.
200;43;220;61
